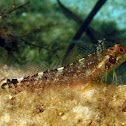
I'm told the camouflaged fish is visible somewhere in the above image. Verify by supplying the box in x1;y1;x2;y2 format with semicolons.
0;43;126;90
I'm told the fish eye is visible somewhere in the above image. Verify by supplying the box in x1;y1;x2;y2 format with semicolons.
118;46;125;54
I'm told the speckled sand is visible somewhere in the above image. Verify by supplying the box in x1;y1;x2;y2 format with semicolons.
0;83;126;126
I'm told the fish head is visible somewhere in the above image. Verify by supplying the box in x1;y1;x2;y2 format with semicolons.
105;44;126;71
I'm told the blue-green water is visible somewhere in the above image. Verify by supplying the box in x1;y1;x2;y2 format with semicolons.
50;0;126;29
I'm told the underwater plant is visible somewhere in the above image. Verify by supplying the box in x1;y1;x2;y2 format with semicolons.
0;1;31;61
0;0;61;65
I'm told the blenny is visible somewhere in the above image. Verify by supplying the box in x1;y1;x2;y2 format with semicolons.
0;43;126;90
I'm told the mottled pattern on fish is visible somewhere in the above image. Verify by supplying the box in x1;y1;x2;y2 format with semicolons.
0;44;126;89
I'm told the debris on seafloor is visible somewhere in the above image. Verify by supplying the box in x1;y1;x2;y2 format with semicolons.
0;43;126;125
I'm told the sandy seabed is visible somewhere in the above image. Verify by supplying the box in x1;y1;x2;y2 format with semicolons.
0;82;126;126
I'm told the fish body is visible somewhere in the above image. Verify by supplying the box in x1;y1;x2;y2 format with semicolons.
0;44;126;90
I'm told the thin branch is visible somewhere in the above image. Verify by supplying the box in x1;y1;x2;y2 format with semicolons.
2;1;30;19
57;0;102;43
62;0;107;64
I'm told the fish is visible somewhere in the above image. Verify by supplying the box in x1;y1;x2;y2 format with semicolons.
0;43;126;90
